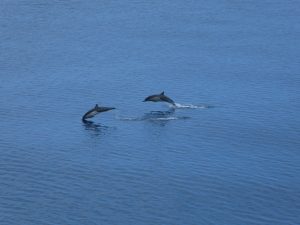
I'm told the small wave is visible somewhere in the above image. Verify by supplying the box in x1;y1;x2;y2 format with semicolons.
149;116;190;121
173;103;210;109
115;116;142;121
116;115;190;121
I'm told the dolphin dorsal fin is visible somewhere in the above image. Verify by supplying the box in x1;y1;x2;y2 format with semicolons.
95;104;99;108
160;91;165;95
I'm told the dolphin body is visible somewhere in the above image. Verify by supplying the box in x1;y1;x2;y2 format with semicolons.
143;91;175;105
82;104;115;121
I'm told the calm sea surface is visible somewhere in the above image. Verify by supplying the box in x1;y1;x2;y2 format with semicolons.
1;0;300;224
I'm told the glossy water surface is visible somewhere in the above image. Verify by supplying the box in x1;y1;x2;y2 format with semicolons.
1;0;300;224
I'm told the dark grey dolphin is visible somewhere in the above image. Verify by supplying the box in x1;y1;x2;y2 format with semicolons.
143;91;175;105
82;104;115;121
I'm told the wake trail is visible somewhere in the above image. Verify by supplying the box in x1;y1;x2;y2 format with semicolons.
115;115;190;122
172;103;211;109
114;102;211;121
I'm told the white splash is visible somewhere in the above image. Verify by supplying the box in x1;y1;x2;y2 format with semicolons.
149;116;190;121
173;103;210;109
149;117;179;121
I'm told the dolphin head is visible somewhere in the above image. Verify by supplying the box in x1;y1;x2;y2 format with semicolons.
99;106;116;112
143;96;152;102
94;104;115;112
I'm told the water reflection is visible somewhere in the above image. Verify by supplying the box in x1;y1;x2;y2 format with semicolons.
117;108;190;126
82;120;109;136
143;109;189;126
143;109;174;120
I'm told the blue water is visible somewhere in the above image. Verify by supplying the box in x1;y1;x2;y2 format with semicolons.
1;0;300;224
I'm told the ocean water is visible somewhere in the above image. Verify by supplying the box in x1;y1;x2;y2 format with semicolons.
0;0;300;224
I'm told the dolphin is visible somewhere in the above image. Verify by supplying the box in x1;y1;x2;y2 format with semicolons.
143;91;175;105
82;104;115;121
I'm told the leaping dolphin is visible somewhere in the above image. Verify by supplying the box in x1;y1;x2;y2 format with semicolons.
82;104;115;121
143;91;175;106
